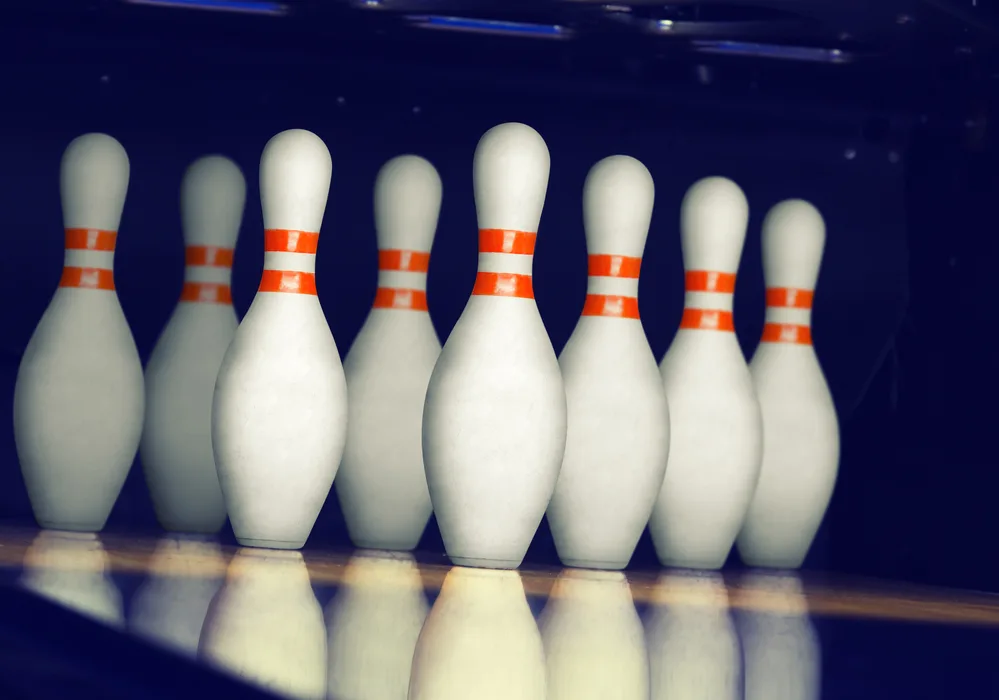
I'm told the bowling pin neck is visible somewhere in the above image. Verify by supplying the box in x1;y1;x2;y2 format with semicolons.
581;253;641;320
472;228;536;300
760;286;814;346
372;248;430;312
258;228;319;296
180;245;234;305
678;269;736;333
60;227;117;292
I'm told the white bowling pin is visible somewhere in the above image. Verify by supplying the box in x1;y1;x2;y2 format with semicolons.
212;129;348;549
336;155;442;551
738;200;839;569
20;530;124;628
13;133;144;532
199;548;326;699
408;566;546;700
737;572;820;700
422;122;566;569
128;535;226;657
547;155;670;570
327;551;429;700
645;571;741;700
650;176;763;569
539;569;649;700
141;155;245;534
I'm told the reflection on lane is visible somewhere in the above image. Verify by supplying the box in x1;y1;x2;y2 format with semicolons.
198;547;326;699
539;568;648;700
327;550;429;700
644;570;740;700
19;530;124;628
409;566;545;700
128;535;226;658
737;571;820;700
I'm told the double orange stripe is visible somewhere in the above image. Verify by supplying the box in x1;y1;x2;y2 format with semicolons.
258;229;320;295
581;254;642;319
472;229;536;299
761;287;813;345
373;249;430;311
181;245;235;304
679;270;737;332
59;228;117;291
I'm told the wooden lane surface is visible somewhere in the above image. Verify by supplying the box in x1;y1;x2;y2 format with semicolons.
1;527;999;628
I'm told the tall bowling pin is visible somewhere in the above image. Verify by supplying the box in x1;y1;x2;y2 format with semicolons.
737;200;839;569
141;155;245;534
14;133;144;532
650;176;763;569
547;155;670;570
336;155;441;551
212;129;348;550
422;122;566;569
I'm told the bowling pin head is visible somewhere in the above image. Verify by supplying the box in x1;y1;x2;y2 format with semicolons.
60;133;129;232
679;176;749;274
473;122;550;234
375;155;442;254
181;155;246;250
761;199;826;292
259;129;332;233
583;155;654;258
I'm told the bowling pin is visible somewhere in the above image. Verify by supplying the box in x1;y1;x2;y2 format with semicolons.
644;571;740;700
650;176;763;569
738;200;839;569
408;567;546;700
129;535;226;657
326;551;429;700
547;155;670;570
212;129;348;550
336;155;442;551
199;548;327;699
13;133;144;532
20;531;124;628
141;155;245;534
422;122;566;569
539;569;649;700
737;572;820;700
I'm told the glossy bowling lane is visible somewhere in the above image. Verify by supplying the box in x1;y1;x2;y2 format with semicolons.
0;528;997;698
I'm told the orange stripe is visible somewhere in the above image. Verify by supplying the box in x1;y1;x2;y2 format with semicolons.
180;282;232;304
264;229;320;254
766;287;814;309
472;272;534;299
761;323;812;345
685;270;736;293
65;228;116;251
588;255;641;278
679;308;734;332
186;246;235;268
478;229;537;255
379;250;430;272
59;267;114;290
581;294;640;319
258;270;317;295
372;288;428;311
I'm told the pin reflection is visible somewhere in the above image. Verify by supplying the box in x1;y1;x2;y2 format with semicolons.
129;535;225;657
408;566;545;700
737;571;820;700
327;550;429;700
644;571;740;700
199;548;326;699
19;530;124;627
539;568;648;700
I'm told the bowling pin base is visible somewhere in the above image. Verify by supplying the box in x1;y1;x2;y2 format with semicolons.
235;537;307;551
657;554;727;571
738;553;806;570
448;555;524;570
558;557;628;571
36;520;107;534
